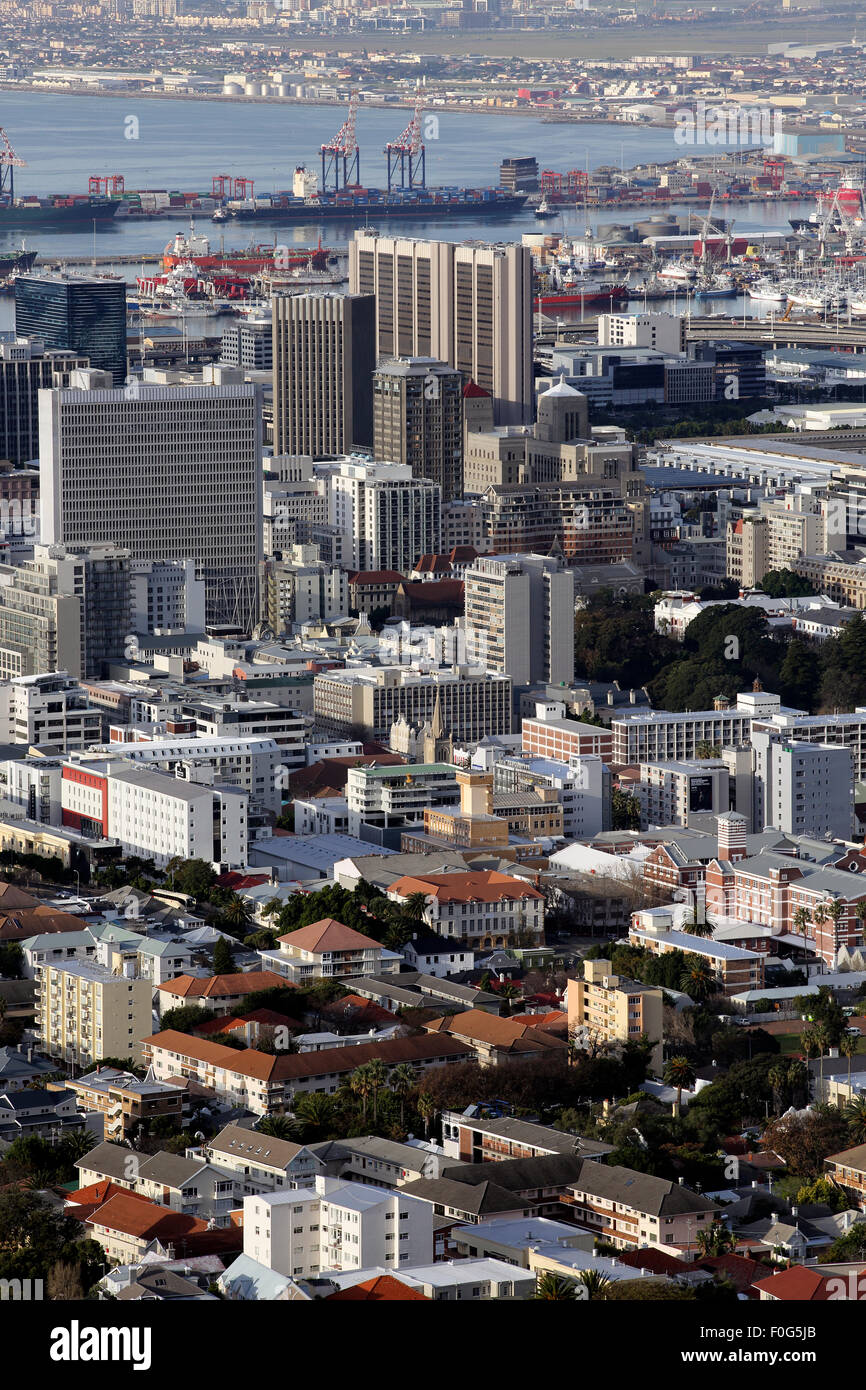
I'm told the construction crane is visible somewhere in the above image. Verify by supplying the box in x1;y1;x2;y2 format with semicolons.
321;91;360;194
0;127;25;202
385;85;426;192
696;189;737;264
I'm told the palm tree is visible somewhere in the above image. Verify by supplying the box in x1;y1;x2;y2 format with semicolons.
365;1058;389;1126
350;1063;374;1121
684;916;714;938
59;1127;97;1162
840;1032;859;1092
800;1029;819;1062
824;898;846;956
680;957;715;1003
497;981;522;1017
855;899;866;939
786;1059;809;1107
291;1092;336;1142
222;894;254;932
257;1115;295;1141
696;1222;735;1257
768;1061;789;1113
811;901;829;952
577;1268;611;1300
664;1056;696;1115
402;891;429;926
417;1089;437;1139
793;906;811;953
532;1272;579;1300
812;1021;830;1092
388;1062;417;1131
846;1095;866;1145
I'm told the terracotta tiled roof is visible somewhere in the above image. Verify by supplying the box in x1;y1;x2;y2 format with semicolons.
618;1248;686;1277
87;1192;208;1241
326;1276;429;1302
387;871;543;905
347;571;405;584
752;1265;831;1301
276;917;383;953
158;970;287;1001
67;1181;150;1222
143;1029;473;1083
696;1253;770;1297
426;1009;567;1055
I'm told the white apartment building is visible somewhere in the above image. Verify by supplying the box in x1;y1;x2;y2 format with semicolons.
0;671;103;751
181;696;308;769
611;691;790;766
0;755;63;823
597;312;686;356
39;382;263;629
751;733;853;839
751;710;866;782
105;766;248;869
345;761;460;836
36;957;152;1068
129;558;206;635
463;553;575;688
79;735;284;815
330;457;441;576
243;1176;434;1278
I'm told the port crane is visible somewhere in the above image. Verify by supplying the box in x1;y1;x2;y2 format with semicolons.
695;190;737;264
321;91;360;194
0;127;25;202
385;87;426;192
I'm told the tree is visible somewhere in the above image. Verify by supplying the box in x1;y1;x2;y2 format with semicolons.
762;1105;849;1181
532;1272;579;1300
793;906;811;953
664;1056;696;1115
611;788;641;831
497;981;522;1017
291;1092;337;1142
417;1090;437;1139
168;859;216;899
696;1222;735;1257
388;1063;417;1131
840;1033;859;1092
221;895;254;935
794;1176;848;1213
46;1259;85;1301
680;957;716;1003
759;569;817;599
212;935;235;975
350;1064;374;1122
257;1115;295;1141
365;1058;389;1125
578;1268;611;1300
160;1003;214;1035
845;1095;866;1145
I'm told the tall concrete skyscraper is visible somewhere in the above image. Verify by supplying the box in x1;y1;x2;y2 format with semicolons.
372;356;464;502
330;458;441;575
349;232;532;425
272;292;375;457
39;381;262;629
15;273;127;386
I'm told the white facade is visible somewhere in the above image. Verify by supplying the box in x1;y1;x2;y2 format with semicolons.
243;1176;434;1278
463;553;575;688
106;766;249;869
0;672;103;751
330;457;441;576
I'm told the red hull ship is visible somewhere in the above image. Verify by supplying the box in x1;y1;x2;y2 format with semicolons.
534;283;629;310
161;226;332;275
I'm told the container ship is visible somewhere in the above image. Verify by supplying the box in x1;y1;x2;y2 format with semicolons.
0;248;37;276
224;186;529;223
0;194;120;227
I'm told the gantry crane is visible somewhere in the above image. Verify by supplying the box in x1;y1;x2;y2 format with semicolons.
0;127;25;202
321;91;360;193
385;86;426;192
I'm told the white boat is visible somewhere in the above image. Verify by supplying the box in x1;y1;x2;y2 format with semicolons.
695;272;736;298
849;298;866;316
747;279;787;307
534;198;557;220
657;259;697;283
211;207;228;223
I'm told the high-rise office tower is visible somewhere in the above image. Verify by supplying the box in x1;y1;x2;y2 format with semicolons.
463;552;576;687
15;274;127;386
372;357;464;502
330;458;441;575
349;232;532;425
39;381;262;629
272;292;375;457
0;334;92;464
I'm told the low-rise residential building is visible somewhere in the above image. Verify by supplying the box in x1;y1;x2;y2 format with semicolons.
564;1160;721;1251
425;1010;567;1067
257;918;402;984
66;1068;185;1142
156;970;288;1019
440;1111;612;1165
629;916;766;996
824;1144;866;1208
243;1175;434;1278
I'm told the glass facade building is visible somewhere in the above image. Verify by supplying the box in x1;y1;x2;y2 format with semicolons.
15;275;127;385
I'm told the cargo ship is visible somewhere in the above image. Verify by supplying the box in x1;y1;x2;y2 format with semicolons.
0;248;37;276
535;282;629;311
225;186;529;223
162;226;332;274
0;196;120;227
